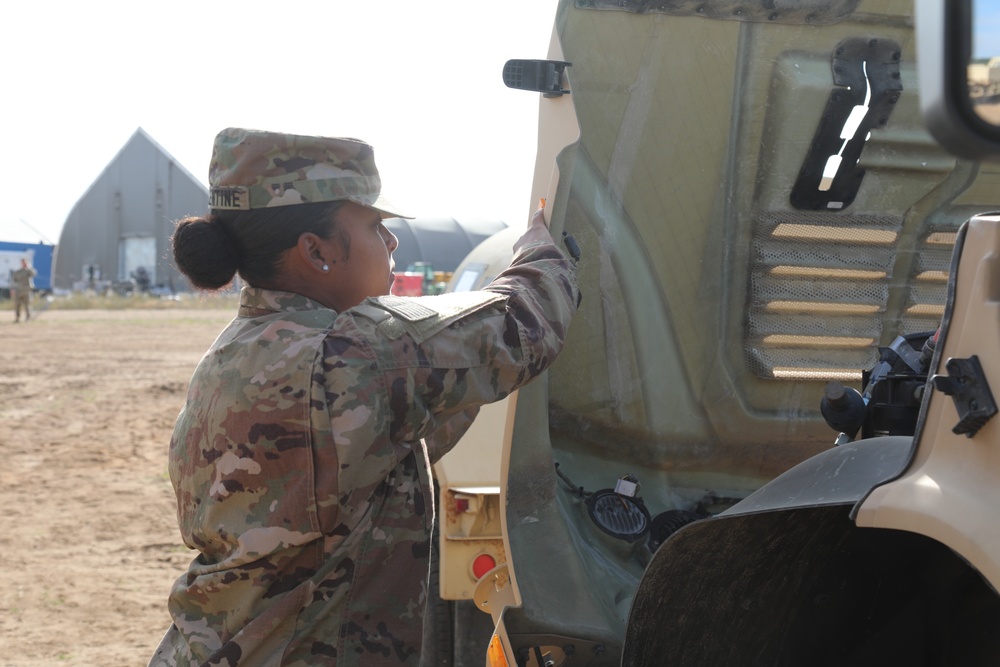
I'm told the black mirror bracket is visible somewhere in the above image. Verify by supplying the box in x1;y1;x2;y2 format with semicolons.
503;59;572;97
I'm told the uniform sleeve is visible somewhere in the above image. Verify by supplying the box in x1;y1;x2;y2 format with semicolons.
423;406;481;464
341;237;579;454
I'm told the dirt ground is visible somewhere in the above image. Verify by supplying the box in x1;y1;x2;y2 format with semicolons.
0;307;236;666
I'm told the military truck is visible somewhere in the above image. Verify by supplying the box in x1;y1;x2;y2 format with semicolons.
424;0;1000;664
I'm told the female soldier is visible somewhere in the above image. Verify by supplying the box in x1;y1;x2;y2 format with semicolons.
148;128;579;666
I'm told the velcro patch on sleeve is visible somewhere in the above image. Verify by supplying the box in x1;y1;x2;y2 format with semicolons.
370;296;438;322
365;292;505;343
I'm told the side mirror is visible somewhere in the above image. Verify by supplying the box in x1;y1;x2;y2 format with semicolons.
917;0;1000;159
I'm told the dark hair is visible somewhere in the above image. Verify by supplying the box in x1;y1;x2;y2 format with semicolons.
172;201;344;290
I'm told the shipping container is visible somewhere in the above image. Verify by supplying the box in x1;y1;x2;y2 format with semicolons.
0;241;55;294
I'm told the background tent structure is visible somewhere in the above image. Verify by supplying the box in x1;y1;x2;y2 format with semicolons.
384;217;508;274
54;128;508;293
54;128;208;292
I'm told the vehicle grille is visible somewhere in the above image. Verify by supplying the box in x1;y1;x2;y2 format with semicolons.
745;211;953;380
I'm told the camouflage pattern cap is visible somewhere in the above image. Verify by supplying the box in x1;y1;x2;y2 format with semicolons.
208;127;411;218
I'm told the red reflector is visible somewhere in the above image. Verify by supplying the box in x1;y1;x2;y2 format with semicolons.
472;553;497;579
455;497;470;513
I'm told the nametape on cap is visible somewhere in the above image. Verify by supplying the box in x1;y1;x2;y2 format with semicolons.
210;186;252;210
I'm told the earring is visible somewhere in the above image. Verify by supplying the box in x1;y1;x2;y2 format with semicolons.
322;264;329;272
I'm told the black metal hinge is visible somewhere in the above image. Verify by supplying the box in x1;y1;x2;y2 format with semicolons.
931;355;998;437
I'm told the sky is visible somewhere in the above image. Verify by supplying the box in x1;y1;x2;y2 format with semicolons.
5;2;998;249
0;0;559;245
974;1;1000;59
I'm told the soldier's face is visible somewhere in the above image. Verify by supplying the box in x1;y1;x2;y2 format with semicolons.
325;202;398;309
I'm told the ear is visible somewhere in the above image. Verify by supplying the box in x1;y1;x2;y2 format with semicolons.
296;233;329;273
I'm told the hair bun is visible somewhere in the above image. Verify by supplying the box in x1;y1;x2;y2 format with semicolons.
172;216;240;290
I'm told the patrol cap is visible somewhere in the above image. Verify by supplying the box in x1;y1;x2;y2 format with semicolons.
208;127;411;218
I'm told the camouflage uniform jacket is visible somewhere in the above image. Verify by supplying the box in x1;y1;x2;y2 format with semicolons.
149;238;578;666
10;266;35;292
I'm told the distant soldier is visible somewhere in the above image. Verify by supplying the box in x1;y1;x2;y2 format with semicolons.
131;266;151;293
10;258;36;323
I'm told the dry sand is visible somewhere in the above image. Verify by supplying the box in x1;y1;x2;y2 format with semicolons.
0;307;234;666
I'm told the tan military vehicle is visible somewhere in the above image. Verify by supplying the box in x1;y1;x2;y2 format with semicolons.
426;0;1000;665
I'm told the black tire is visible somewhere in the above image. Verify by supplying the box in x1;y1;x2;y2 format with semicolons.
420;530;454;667
451;600;495;667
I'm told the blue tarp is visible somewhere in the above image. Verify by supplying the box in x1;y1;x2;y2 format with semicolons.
0;241;55;292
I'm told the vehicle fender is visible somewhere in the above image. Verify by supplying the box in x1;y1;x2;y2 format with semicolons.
622;437;940;665
721;435;913;516
623;498;1000;665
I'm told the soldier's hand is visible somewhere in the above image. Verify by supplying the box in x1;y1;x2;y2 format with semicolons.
514;206;554;253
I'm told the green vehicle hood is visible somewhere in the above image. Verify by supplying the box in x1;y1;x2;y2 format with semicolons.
500;0;1000;658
